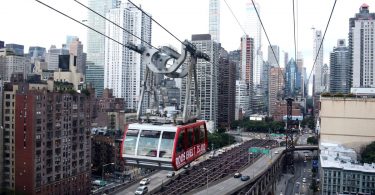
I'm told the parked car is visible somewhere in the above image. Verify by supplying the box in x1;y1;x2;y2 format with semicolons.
167;171;175;178
135;186;148;195
139;178;150;185
240;175;250;181
302;178;306;183
234;172;242;178
274;151;279;154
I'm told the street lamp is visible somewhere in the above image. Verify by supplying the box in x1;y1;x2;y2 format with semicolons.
102;162;115;181
203;168;209;195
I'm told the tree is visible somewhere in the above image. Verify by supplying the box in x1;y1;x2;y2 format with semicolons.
207;132;236;150
307;136;318;145
361;141;375;163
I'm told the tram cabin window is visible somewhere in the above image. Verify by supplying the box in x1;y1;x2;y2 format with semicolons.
194;127;200;144
159;131;175;158
124;129;139;155
200;125;205;143
187;128;194;148
176;130;185;153
137;130;161;157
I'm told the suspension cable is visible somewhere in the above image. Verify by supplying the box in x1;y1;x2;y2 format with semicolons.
35;0;128;48
127;0;185;45
223;0;247;36
307;0;337;84
74;0;158;50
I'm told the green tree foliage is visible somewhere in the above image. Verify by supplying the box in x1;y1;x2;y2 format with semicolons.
231;119;284;133
361;141;375;163
208;132;236;150
307;136;318;145
301;116;315;130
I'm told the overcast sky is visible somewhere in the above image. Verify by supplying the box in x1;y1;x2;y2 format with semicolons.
0;0;373;76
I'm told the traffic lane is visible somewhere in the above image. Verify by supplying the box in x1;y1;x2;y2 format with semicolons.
193;147;284;195
114;170;169;195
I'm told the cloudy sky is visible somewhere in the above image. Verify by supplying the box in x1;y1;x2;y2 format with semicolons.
0;0;373;76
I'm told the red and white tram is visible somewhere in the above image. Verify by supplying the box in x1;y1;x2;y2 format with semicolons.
121;120;208;171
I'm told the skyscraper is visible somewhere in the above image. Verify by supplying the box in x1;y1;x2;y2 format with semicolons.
286;58;297;96
240;35;254;84
45;45;69;71
322;63;330;92
228;50;241;80
313;29;324;93
181;34;220;127
269;67;284;116
235;80;250;120
104;2;152;110
5;44;24;56
329;39;350;94
28;46;46;59
218;48;236;127
69;38;86;74
244;1;262;87
86;0;118;97
349;4;375;88
268;45;280;67
209;0;220;42
0;48;31;82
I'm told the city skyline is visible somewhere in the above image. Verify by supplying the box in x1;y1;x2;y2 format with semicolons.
1;0;374;76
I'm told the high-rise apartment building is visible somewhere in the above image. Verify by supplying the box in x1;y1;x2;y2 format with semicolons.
296;52;304;97
228;50;241;80
235;80;250;120
329;39;350;94
0;48;31;82
269;67;284;116
350;4;375;88
245;1;262;87
240;35;254;85
181;34;220;127
218;49;236;127
286;58;297;96
69;38;86;74
45;45;69;71
322;63;330;92
1;78;93;194
104;2;151;110
268;45;279;67
86;0;118;97
209;0;220;42
313;29;324;94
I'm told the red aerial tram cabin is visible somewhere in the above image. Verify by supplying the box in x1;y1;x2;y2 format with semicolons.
121;120;208;171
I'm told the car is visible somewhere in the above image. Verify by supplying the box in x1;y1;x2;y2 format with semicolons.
183;164;191;169
139;178;150;185
167;171;175;178
274;151;279;154
234;172;242;178
240;175;250;181
208;152;215;158
302;178;306;183
135;186;148;195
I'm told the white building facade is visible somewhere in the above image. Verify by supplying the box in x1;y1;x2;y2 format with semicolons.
350;4;375;88
181;34;219;127
235;80;250;120
104;2;151;110
313;29;325;94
